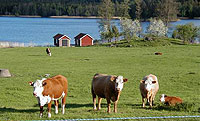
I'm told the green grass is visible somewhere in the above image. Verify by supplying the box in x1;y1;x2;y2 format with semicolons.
0;45;200;120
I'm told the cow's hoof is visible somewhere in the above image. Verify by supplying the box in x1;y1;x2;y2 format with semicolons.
39;113;43;118
48;113;51;118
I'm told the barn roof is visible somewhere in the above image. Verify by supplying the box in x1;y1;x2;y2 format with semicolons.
74;33;86;39
74;33;93;40
53;33;71;40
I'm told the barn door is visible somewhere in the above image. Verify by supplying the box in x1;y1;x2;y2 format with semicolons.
62;40;67;46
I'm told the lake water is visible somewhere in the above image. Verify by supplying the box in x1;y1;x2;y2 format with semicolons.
0;17;200;46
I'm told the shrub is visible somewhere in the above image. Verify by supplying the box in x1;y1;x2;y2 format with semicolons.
172;23;200;43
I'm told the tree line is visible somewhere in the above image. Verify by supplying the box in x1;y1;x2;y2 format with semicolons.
97;0;200;44
0;0;200;19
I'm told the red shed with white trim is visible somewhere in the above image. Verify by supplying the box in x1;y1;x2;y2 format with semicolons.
74;33;93;47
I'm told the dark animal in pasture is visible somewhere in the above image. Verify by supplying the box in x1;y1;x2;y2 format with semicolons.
29;75;68;118
91;73;128;113
140;74;159;108
155;52;162;55
46;48;51;56
160;94;183;106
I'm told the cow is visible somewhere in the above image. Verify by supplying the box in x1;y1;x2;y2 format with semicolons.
160;94;183;106
29;75;68;118
91;73;128;113
139;74;159;108
155;52;162;55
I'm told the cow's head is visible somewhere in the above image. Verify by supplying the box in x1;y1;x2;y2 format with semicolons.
29;78;47;97
140;76;157;92
112;76;128;92
160;94;167;103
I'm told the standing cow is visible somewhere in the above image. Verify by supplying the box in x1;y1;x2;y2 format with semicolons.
29;75;68;118
91;73;128;113
139;74;159;108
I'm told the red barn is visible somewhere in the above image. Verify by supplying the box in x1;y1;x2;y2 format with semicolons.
74;33;93;47
53;34;71;47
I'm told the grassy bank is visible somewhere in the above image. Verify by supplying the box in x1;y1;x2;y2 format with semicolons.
0;45;199;120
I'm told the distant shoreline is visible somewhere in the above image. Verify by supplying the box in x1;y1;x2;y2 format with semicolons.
0;15;121;19
1;15;200;22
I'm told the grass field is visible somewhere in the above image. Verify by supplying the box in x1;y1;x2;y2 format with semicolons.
0;45;199;121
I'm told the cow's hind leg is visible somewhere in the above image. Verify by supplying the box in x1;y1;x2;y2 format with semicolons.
54;100;58;114
92;87;97;110
61;96;66;114
97;97;102;110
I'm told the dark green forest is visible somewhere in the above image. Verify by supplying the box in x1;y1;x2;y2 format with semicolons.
0;0;200;19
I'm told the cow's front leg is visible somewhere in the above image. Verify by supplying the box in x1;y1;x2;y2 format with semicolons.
142;97;145;108
92;94;97;110
149;96;153;108
97;97;102;110
39;106;43;118
47;101;52;118
106;98;111;113
54;100;58;114
114;100;118;113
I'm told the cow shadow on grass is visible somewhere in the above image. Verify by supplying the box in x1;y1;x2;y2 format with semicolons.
33;103;101;109
28;55;45;56
0;107;38;113
125;103;143;109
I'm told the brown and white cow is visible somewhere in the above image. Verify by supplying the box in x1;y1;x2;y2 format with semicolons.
139;74;159;108
160;94;183;106
91;73;128;113
29;75;68;118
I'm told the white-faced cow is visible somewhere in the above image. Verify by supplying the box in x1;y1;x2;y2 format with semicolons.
160;94;183;106
139;74;159;108
91;73;128;113
29;75;68;118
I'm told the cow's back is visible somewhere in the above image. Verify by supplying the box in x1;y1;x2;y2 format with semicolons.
43;75;68;99
92;74;111;98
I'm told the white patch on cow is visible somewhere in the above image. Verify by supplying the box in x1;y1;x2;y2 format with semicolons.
115;76;124;91
33;78;46;97
144;76;156;92
160;94;165;102
55;105;58;114
39;95;51;106
52;92;65;101
62;104;65;114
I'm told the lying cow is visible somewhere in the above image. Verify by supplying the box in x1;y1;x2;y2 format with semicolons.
29;75;68;118
91;73;128;113
160;94;183;106
139;74;159;108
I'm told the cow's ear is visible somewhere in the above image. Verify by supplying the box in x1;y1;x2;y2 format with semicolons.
152;81;156;84
123;78;128;83
140;80;145;83
29;81;34;86
42;82;47;86
111;76;117;82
